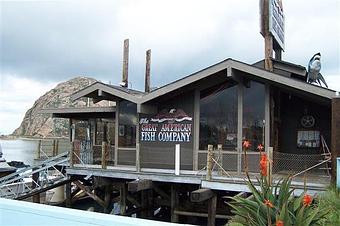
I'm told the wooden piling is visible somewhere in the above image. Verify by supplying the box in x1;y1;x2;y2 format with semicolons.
52;139;56;156
171;185;179;222
55;140;59;156
207;195;217;226
122;39;129;87
144;49;151;93
36;140;41;159
206;145;213;180
70;142;74;167
65;182;72;207
104;184;113;213
120;183;127;215
32;168;40;203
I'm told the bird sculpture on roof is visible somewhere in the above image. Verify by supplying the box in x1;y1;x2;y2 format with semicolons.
306;52;328;88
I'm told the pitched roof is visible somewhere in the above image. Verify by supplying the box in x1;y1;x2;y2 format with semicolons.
71;58;337;105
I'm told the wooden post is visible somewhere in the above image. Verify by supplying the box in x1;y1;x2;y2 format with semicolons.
32;168;40;203
70;142;74;167
122;39;129;88
206;145;213;180
65;181;72;207
55;140;59;156
36;140;41;159
208;195;217;226
262;0;273;71
104;184;113;213
145;49;151;92
267;147;273;186
171;185;179;222
120;183;127;215
102;141;108;169
52;139;56;156
217;144;223;176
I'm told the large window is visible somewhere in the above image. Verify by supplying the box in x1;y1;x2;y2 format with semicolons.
118;101;137;148
243;81;265;152
199;82;238;150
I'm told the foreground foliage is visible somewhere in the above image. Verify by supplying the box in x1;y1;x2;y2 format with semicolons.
227;176;330;226
227;141;331;226
318;186;340;225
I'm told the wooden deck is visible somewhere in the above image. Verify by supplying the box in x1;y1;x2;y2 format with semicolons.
66;164;330;196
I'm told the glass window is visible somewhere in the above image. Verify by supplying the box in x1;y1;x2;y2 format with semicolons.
74;120;90;141
95;119;115;146
199;82;238;150
119;101;137;148
243;81;265;152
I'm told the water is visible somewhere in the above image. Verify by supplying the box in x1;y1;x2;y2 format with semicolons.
0;139;39;166
0;138;72;167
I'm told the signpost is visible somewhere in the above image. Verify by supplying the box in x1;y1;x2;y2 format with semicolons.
260;0;285;70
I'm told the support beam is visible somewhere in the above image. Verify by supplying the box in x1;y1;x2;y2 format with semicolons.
171;185;179;223
104;184;113;213
32;168;40;203
153;185;170;201
190;188;214;202
120;183;127;215
208;195;217;226
65;181;72;207
128;179;153;192
74;181;105;208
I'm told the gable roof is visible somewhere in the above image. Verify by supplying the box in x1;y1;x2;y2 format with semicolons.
71;82;145;104
71;58;336;105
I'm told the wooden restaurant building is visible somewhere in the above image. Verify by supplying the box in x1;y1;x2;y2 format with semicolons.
43;57;339;224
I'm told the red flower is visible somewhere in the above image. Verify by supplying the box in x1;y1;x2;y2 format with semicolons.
276;220;284;226
303;194;313;207
264;199;274;208
257;143;264;152
260;153;268;176
242;140;251;149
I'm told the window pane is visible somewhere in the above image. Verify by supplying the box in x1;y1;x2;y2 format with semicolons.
199;82;238;150
243;81;265;152
119;101;137;148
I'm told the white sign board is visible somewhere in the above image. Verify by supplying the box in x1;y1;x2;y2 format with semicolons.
269;0;285;50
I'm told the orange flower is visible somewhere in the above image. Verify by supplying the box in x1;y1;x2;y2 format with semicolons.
264;199;274;208
260;153;268;176
303;194;313;207
276;220;284;226
257;143;264;152
242;140;251;149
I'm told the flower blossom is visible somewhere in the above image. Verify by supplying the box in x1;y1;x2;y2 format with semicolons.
303;194;313;207
264;199;274;208
242;140;251;149
257;143;264;152
276;220;284;226
260;153;268;176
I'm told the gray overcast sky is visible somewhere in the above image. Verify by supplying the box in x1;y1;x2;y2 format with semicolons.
0;0;339;134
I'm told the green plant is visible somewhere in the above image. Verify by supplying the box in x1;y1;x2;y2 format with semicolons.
318;186;340;225
227;141;330;226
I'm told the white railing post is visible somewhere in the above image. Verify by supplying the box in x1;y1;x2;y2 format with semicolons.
175;144;180;175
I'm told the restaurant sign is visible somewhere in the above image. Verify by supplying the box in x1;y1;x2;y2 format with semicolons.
269;0;285;50
140;109;192;142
